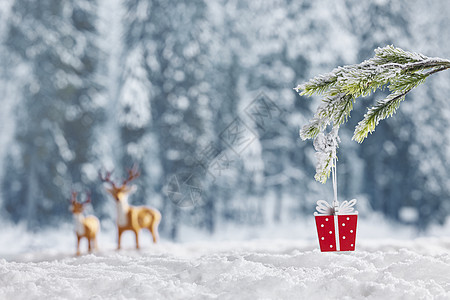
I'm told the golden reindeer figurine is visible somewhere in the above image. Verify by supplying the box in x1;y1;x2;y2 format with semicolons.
99;165;161;250
70;192;100;256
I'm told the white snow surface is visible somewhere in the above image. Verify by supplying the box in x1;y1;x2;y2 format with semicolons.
1;223;450;300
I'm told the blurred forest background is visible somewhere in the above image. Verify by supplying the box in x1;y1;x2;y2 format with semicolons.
1;0;450;240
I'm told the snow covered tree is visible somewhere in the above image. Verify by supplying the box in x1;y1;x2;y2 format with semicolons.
127;0;217;239
2;0;102;228
296;45;450;183
117;0;159;208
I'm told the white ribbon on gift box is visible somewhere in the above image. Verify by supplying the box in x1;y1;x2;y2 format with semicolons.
315;199;358;216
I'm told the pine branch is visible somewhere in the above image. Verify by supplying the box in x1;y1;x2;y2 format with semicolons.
295;70;339;96
295;45;450;182
312;128;340;183
299;117;326;140
426;65;450;76
299;93;352;140
353;90;408;143
373;45;428;64
314;151;334;183
388;73;427;92
332;94;354;126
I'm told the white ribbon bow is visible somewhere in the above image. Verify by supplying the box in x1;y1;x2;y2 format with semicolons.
315;199;357;215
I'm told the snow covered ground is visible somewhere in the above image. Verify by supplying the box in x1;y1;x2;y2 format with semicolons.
1;218;450;299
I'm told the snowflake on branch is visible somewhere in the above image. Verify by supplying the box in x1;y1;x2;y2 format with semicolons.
295;45;450;183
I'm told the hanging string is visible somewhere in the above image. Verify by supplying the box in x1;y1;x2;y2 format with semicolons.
332;154;338;213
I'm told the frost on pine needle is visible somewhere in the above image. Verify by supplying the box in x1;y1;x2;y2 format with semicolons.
296;45;450;182
313;127;340;183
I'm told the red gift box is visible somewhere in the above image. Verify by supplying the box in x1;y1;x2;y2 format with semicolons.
314;199;358;252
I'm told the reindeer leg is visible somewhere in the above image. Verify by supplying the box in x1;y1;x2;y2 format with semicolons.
76;235;81;256
149;226;157;243
134;230;140;250
117;228;123;250
150;211;160;243
88;237;92;252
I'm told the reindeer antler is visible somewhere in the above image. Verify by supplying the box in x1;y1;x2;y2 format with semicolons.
85;191;92;204
123;164;140;186
99;165;140;189
99;168;117;188
70;191;78;203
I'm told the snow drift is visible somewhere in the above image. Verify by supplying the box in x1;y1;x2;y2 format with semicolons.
1;237;450;299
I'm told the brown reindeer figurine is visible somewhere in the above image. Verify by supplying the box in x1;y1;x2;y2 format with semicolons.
99;165;161;250
70;191;100;256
